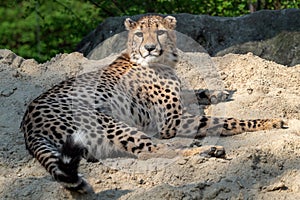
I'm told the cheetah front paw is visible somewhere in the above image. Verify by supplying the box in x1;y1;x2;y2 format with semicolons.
208;90;230;104
195;89;230;105
271;119;288;129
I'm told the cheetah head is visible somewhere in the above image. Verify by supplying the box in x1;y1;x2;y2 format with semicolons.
125;15;178;67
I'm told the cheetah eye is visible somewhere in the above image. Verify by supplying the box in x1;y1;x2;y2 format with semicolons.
157;30;166;36
135;32;143;37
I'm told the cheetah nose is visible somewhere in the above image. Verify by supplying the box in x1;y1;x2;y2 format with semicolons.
144;44;156;52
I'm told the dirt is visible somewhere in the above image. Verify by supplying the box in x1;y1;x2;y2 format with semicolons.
0;49;299;200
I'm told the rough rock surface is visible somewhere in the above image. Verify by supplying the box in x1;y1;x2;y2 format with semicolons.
77;9;300;66
0;49;299;199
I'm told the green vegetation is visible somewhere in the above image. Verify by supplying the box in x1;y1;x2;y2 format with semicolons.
0;0;299;62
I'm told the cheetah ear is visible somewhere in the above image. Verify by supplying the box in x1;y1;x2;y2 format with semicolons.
124;18;137;30
164;16;176;30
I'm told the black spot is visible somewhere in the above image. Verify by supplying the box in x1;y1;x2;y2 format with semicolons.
173;114;179;119
32;111;41;118
146;142;152;146
54;121;60;126
60;125;67;131
239;122;246;126
120;140;128;147
44;109;51;113
34;117;43;124
248;121;252;128
66;129;74;134
27;122;33;131
138;143;145;149
172;97;178;102
61;106;69;111
107;129;114;134
223;123;230;130
200;117;208;122
107;134;114;139
130;104;134;115
36;123;43;128
90;133;96;138
198;122;206;129
128;137;135;143
166;104;172;109
116;130;123;135
52;129;63;139
102;117;109;123
107;93;113;98
165;89;171;93
53;109;61;113
154;84;160;89
28;105;35;113
253;120;257;125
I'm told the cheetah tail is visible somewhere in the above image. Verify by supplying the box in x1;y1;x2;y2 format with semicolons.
56;135;94;193
219;118;288;136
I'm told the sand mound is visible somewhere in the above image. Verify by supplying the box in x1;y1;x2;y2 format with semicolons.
0;49;299;199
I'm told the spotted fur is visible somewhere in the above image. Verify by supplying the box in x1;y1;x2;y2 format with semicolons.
21;15;287;193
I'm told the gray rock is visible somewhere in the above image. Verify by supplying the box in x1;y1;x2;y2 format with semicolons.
77;9;300;66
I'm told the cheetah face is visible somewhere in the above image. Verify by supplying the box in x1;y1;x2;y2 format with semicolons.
125;15;178;67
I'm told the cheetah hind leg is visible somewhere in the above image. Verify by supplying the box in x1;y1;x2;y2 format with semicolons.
179;145;225;158
138;144;225;159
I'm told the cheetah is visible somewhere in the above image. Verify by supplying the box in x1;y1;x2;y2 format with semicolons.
21;15;287;193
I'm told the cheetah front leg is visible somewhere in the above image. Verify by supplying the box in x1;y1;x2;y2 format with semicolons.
138;143;225;160
73;112;226;161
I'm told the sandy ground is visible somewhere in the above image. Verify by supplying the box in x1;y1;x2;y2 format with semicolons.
0;49;299;199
